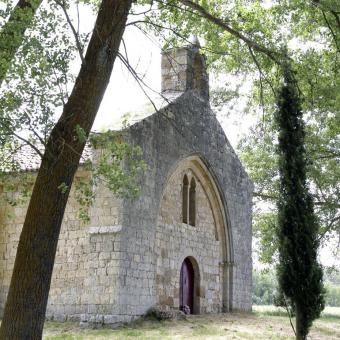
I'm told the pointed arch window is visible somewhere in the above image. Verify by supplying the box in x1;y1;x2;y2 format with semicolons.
182;175;196;226
182;175;189;224
189;178;196;226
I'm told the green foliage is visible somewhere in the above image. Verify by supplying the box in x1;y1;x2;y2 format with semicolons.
57;182;69;194
0;133;146;223
91;133;146;198
276;64;325;338
253;269;340;308
74;177;95;223
253;269;278;305
141;0;339;98
0;1;76;159
325;284;340;307
74;125;87;143
240;107;339;264
0;2;146;224
72;131;147;222
0;0;42;83
0;1;77;209
324;268;340;285
0;171;34;206
253;212;278;264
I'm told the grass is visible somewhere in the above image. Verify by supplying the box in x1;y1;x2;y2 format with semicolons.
2;306;340;339
40;306;340;339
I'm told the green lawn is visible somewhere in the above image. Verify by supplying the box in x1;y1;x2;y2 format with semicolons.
1;306;339;339
40;306;340;339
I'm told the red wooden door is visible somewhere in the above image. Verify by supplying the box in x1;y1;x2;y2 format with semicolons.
180;258;194;314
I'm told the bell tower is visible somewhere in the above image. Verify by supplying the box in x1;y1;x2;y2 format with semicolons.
161;38;209;101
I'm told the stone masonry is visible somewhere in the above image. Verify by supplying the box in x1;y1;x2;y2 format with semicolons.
0;41;252;324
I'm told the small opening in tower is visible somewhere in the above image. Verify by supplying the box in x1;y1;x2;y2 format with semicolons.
192;54;206;95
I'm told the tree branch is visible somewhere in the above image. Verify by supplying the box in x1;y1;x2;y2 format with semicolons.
321;10;340;53
311;0;340;29
253;191;278;200
55;0;85;64
318;215;340;241
11;132;43;158
177;0;282;64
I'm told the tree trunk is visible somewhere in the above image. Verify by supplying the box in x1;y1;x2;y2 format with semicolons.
0;0;43;87
0;0;132;338
296;304;306;340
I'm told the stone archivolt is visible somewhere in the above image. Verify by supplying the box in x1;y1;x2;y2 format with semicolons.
155;156;233;314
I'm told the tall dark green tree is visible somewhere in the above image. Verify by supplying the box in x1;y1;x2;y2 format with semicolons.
276;63;325;340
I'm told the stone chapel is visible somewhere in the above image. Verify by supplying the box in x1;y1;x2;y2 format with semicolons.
0;42;253;325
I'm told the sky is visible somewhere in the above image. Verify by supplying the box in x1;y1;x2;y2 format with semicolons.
92;25;162;132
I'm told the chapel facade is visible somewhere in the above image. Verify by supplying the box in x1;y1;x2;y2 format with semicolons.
0;42;253;325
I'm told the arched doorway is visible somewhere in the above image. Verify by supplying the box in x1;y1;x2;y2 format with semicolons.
180;257;195;314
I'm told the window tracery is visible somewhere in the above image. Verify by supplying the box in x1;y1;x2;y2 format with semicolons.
182;173;196;226
189;178;196;226
182;175;189;224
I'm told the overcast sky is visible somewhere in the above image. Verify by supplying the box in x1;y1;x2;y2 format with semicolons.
93;24;162;132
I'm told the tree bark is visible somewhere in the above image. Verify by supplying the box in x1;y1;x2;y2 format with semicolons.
0;0;132;338
296;304;306;340
0;0;43;87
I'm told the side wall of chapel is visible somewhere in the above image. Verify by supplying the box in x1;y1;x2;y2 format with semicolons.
0;169;126;323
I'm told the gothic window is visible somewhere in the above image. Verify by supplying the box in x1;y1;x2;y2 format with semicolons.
189;178;196;226
182;175;189;224
182;175;196;226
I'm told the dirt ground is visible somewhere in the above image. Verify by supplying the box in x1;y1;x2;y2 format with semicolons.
42;307;340;339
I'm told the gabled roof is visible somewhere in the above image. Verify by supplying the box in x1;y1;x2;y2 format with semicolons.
2;93;182;173
2;143;94;173
109;92;182;130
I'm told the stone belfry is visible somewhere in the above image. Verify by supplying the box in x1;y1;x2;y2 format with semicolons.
161;37;209;102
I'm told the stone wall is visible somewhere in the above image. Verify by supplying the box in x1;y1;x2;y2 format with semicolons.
0;170;125;322
0;178;26;316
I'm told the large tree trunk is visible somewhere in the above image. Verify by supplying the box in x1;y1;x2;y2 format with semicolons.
0;0;43;87
0;0;133;338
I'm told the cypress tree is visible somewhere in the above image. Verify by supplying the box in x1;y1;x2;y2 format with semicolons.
275;63;325;340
